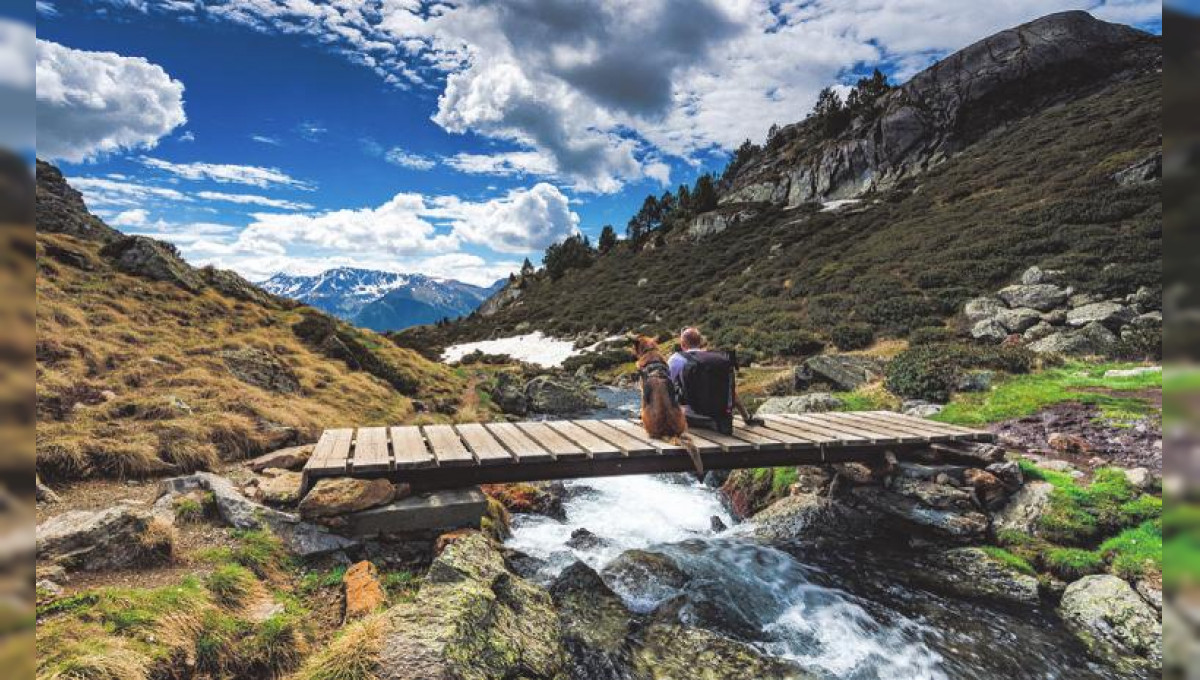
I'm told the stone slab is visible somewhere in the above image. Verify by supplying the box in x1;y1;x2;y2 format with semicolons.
340;487;487;537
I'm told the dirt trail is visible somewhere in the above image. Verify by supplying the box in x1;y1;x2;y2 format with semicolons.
990;399;1162;472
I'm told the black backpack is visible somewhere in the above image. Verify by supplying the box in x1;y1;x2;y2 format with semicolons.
676;350;735;434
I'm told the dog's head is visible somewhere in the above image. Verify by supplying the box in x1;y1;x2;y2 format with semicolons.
630;334;659;358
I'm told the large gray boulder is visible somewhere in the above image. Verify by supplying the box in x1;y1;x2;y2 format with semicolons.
1028;322;1118;356
1020;266;1063;285
997;283;1071;311
633;624;811;679
157;472;356;558
971;318;1010;343
1059;575;1162;673
220;347;301;394
964;297;1005;323
488;372;528;416
849;487;988;541
920;547;1040;607
525;375;604;414
601;550;690;611
750;493;884;547
756;393;843;416
100;235;204;292
1111;151;1161;186
36;505;173;572
1066;302;1136;330
992;481;1053;535
994;307;1042;333
550;561;636;680
795;354;884;392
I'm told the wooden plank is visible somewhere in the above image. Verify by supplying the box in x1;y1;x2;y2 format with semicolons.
812;412;924;444
455;423;515;465
484;422;555;463
352;427;391;472
730;423;803;449
802;412;904;443
781;413;885;443
573;420;657;457
389;426;435;469
547;420;622;459
516;421;589;460
307;428;352;474
604;419;685;453
423;425;476;467
847;412;959;441
680;427;755;453
756;416;842;444
834;412;936;442
869;411;993;439
769;414;874;444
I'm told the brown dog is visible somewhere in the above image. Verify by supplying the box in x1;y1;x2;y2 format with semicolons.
632;335;702;473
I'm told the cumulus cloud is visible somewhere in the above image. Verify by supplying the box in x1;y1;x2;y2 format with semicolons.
36;39;186;162
73;0;1160;187
138;156;315;189
110;207;148;226
443;150;556;178
384;147;436;170
0;20;35;151
440;182;580;253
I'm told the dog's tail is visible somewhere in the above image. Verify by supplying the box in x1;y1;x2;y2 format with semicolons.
671;433;704;475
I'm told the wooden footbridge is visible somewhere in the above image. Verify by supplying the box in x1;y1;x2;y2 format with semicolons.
302;411;995;492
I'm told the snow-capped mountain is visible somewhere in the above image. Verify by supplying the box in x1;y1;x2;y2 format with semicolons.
261;267;505;331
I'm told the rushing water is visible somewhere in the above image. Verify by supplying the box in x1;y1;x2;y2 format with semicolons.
506;388;1131;680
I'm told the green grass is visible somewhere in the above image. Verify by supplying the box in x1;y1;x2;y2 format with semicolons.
205;564;258;608
935;361;1161;426
980;546;1036;575
1045;547;1105;579
1100;521;1163;580
299;566;348;595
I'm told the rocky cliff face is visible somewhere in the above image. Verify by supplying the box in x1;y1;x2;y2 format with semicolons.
722;11;1160;208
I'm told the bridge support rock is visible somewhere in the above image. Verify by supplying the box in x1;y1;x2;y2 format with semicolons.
338;486;488;538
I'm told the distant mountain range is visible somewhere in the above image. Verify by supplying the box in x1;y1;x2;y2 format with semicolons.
262;267;504;331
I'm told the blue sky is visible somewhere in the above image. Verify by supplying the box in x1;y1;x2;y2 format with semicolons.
30;0;1161;285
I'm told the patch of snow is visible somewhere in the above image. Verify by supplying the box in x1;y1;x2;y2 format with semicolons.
442;332;581;368
820;199;861;212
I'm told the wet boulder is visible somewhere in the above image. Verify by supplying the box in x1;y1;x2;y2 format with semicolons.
525;375;604;415
920;547;1040;607
550;561;637;680
849;487;988;542
1059;575;1161;673
601;550;691;611
374;532;568;679
566;528;612;552
751;493;884;547
633;624;811;679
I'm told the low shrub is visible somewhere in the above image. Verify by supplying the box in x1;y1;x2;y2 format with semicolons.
885;343;1036;402
909;326;955;346
980;546;1036;576
206;564;258;609
829;323;874;351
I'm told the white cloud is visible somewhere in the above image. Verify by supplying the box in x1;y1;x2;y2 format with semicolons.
296;121;326;141
138;156;314;189
177;130;195;142
74;0;1160;189
0;20;35;151
384;147;436;170
443;150;556;178
187;183;578;283
36;1;58;16
440;183;580;254
36;39;186;163
69;176;191;207
251;134;281;145
110;208;148;226
194;190;313;210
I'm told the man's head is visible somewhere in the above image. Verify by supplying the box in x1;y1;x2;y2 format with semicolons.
680;327;705;350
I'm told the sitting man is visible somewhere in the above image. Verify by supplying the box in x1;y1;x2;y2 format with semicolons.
668;327;761;434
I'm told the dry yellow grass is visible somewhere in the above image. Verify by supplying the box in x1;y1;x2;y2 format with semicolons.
291;613;388;680
36;233;468;483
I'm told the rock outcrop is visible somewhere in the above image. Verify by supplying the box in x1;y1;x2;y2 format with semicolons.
35;160;121;242
524;375;604;415
718;12;1158;209
220;347;301;394
550;561;636;680
755;393;843;416
919;547;1040;607
794;355;885;392
1059;574;1162;673
100;236;205;292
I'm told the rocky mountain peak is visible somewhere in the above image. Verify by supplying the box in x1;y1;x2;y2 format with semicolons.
36;159;122;242
722;11;1160;208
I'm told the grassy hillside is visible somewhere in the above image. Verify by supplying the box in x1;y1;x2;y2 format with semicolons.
399;73;1160;360
35;230;467;482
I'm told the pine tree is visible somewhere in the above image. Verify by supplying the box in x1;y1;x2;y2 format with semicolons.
692;173;718;213
598;224;618;254
520;258;535;277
